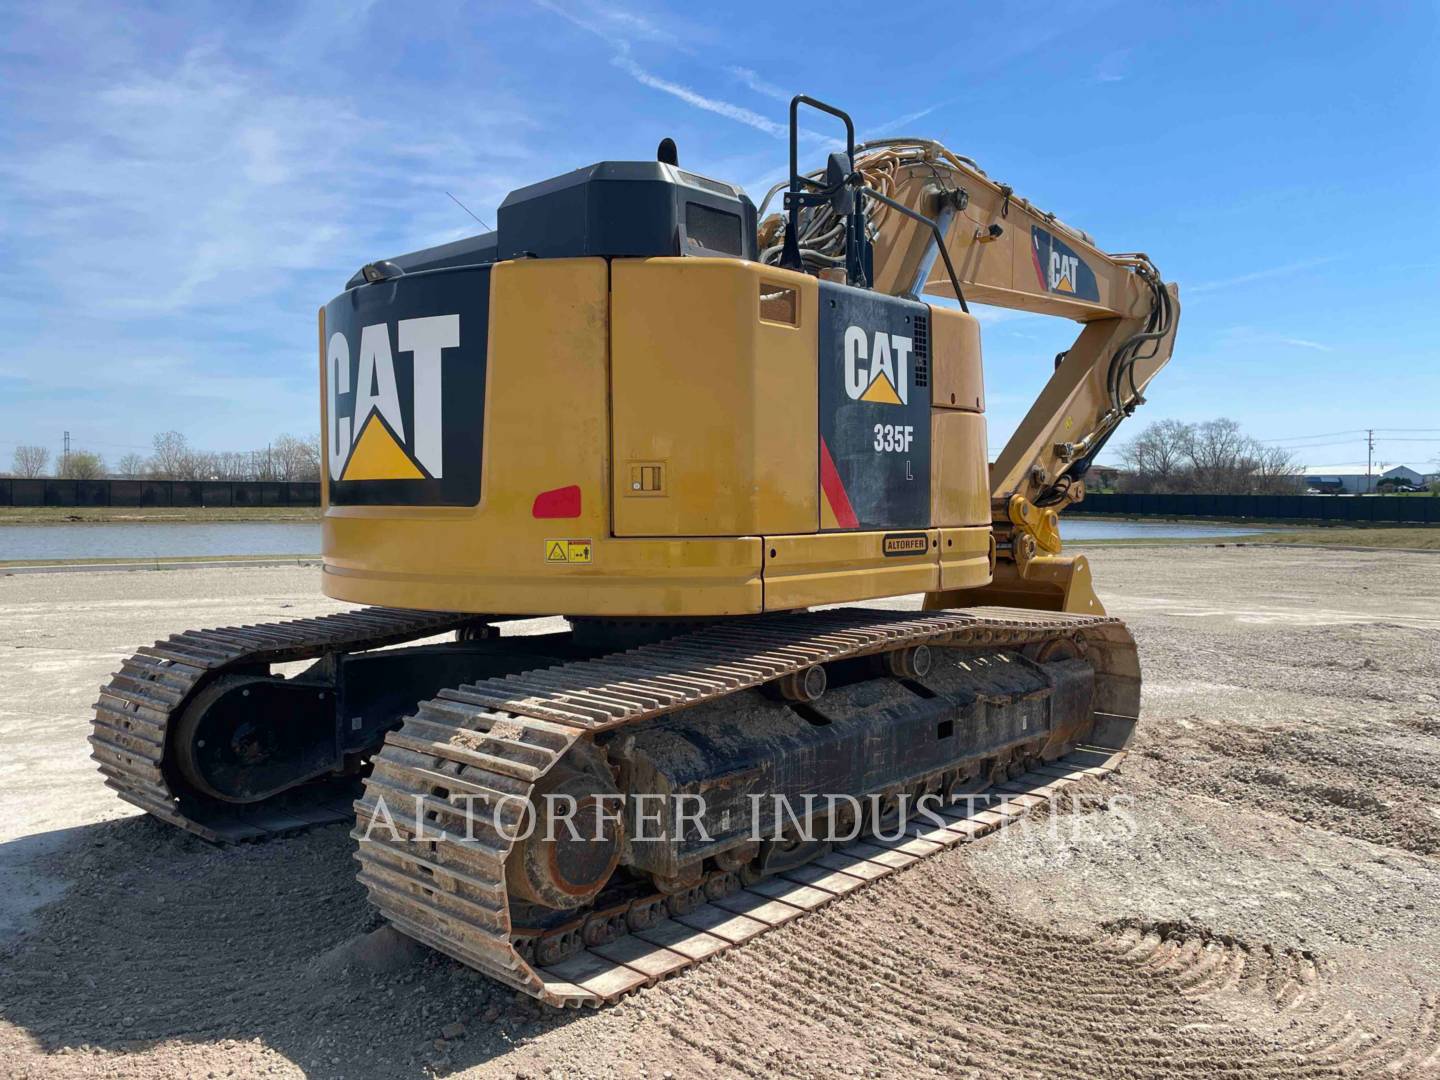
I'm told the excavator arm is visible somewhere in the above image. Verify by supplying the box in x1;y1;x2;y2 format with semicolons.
861;140;1179;512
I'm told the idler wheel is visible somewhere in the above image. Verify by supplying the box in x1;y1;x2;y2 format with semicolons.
505;766;623;911
171;674;334;803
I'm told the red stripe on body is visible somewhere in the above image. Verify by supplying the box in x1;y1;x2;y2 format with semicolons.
1031;235;1049;291
819;437;859;529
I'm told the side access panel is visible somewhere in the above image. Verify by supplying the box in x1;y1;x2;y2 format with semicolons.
610;258;819;538
818;283;931;531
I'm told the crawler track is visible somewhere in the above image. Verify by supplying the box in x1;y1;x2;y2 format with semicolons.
90;607;480;842
353;606;1139;1006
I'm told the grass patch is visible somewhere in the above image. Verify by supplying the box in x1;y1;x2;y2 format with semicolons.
0;506;320;524
1068;526;1440;550
1243;527;1440;550
1067;535;1258;547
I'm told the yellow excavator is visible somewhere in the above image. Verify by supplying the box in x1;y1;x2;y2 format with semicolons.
91;97;1178;1006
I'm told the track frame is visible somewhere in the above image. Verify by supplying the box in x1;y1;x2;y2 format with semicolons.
351;606;1139;1006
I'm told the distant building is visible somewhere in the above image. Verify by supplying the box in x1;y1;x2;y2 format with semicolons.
1303;464;1428;494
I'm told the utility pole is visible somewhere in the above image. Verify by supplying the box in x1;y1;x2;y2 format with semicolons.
1366;429;1374;494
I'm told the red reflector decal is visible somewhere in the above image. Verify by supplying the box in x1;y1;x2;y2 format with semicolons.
532;485;582;519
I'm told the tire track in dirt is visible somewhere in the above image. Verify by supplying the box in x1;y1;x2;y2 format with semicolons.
1095;921;1440;1076
507;848;1409;1080
1126;617;1440;858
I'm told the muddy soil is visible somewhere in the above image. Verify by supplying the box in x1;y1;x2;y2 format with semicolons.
1;546;1437;1078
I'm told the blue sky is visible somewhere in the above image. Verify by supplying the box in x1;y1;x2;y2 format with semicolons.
2;0;1437;472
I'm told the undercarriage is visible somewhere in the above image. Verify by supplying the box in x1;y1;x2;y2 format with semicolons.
92;604;1137;1005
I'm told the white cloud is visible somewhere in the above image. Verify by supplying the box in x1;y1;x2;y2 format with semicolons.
1092;49;1129;84
0;2;540;451
531;0;680;50
728;66;790;103
612;56;788;137
534;4;838;145
864;102;946;138
1188;256;1337;295
1276;337;1333;352
1217;326;1334;354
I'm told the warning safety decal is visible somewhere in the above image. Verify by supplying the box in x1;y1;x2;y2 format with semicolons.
544;539;593;564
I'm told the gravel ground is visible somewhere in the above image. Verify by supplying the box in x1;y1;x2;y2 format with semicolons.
1;545;1437;1078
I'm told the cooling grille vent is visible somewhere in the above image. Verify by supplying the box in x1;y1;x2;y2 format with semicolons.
912;314;930;388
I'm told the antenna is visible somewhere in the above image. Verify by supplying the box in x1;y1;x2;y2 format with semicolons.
445;191;493;232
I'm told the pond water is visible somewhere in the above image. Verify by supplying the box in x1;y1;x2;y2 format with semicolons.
1063;519;1270;541
0;518;1269;563
0;523;322;562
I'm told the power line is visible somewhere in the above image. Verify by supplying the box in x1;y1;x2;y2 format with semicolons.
1258;427;1440;444
1272;436;1440;451
1269;440;1358;451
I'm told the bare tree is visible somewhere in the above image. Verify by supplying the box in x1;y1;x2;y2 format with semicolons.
209;450;250;480
1117;419;1190;492
57;450;105;480
12;445;50;478
140;429;325;482
272;433;320;481
115;453;147;479
182;452;212;480
1248;442;1302;494
299;434;321;480
148;431;192;479
253;446;275;481
1116;417;1299;495
1183;418;1251;493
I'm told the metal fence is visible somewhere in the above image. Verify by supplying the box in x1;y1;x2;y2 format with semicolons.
0;478;321;508
1078;492;1440;524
